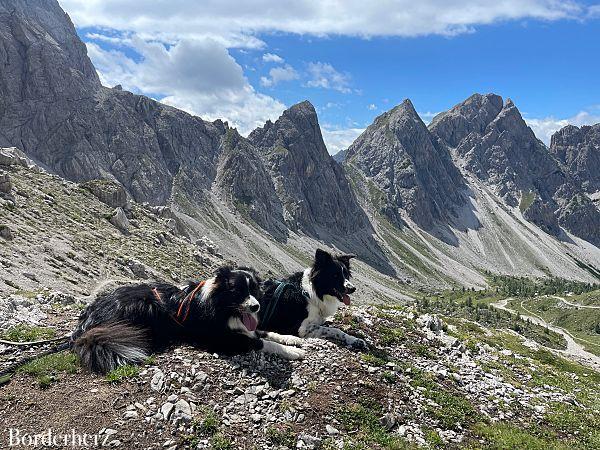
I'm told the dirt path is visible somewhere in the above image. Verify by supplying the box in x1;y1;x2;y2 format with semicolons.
550;295;600;310
490;298;600;372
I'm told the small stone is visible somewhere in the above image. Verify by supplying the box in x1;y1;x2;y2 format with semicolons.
297;433;321;449
161;402;174;420
123;410;138;419
151;370;165;392
381;413;396;430
172;399;192;422
326;425;339;435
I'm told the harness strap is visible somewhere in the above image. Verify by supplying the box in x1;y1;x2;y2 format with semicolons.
151;282;205;326
262;281;309;328
176;280;205;323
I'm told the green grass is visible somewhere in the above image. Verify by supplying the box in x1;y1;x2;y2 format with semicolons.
418;292;567;350
105;364;140;382
266;425;296;447
409;367;480;430
507;295;600;356
209;434;233;450
519;190;536;212
378;325;406;346
1;324;56;342
336;398;412;448
473;422;565;450
182;409;221;447
18;351;79;388
198;410;220;436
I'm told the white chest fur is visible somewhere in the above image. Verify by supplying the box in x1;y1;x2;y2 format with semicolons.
298;269;341;337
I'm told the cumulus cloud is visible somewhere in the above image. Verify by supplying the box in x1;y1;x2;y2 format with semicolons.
86;38;285;134
525;110;600;145
321;125;365;155
262;53;284;63
306;62;351;93
61;0;588;44
367;103;377;110
260;64;299;87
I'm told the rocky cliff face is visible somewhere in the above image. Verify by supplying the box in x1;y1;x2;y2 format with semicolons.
214;129;287;238
0;0;226;205
345;99;466;229
248;101;368;235
550;124;600;194
429;94;600;245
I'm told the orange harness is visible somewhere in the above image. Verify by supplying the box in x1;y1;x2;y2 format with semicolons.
152;280;205;325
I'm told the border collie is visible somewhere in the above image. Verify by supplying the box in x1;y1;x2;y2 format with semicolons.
72;267;305;374
257;249;367;349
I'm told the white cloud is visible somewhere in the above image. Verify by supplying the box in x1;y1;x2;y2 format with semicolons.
60;0;588;44
321;125;365;155
525;110;600;145
260;64;299;87
86;38;285;134
367;103;377;110
262;53;284;63
306;62;351;93
588;5;600;17
524;111;600;145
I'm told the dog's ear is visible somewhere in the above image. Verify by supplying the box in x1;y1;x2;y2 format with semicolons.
314;248;333;267
214;266;232;284
337;253;356;269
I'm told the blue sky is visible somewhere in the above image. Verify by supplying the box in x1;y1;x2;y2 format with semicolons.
60;0;600;153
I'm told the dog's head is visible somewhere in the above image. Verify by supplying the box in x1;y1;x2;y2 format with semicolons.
310;248;356;304
205;266;262;332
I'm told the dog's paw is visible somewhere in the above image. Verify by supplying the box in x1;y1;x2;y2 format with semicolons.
350;338;368;350
283;335;305;347
283;346;306;360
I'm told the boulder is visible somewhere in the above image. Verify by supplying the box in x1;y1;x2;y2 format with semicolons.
0;171;12;193
0;148;29;167
0;225;14;240
83;180;128;209
109;207;130;234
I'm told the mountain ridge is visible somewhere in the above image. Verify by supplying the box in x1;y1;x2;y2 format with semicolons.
1;0;600;289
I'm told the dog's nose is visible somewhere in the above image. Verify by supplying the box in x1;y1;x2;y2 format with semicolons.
250;303;260;313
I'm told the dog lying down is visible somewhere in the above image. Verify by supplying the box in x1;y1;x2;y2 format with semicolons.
72;249;366;374
258;248;367;349
72;267;305;374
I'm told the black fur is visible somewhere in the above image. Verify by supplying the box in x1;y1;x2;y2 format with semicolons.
72;267;264;374
259;249;356;336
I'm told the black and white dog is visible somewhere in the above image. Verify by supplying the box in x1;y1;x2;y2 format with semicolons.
258;249;367;349
72;267;305;374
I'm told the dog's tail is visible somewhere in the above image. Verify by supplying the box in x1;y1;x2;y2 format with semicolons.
73;323;150;374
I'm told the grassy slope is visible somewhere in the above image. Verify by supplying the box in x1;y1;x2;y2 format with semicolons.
506;294;600;357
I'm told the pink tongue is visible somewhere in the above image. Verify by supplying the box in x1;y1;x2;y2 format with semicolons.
342;294;351;305
242;313;258;331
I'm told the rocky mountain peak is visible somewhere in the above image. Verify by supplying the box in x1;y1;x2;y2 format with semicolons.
429;93;600;246
248;102;369;235
346;100;466;229
249;100;327;159
0;0;100;97
429;93;503;148
550;123;600;193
